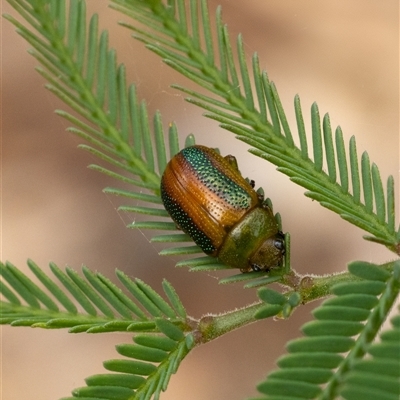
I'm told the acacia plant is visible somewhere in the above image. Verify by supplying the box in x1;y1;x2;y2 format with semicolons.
2;1;400;399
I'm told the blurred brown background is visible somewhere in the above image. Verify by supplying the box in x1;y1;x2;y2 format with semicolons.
2;1;399;399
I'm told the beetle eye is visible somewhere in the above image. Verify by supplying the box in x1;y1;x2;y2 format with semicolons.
274;238;285;252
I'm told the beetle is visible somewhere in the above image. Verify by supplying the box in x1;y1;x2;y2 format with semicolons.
160;145;285;272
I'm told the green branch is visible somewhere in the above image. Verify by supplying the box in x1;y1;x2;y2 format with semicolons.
191;261;399;344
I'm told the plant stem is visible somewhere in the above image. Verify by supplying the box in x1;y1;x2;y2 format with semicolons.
196;302;261;343
194;262;397;344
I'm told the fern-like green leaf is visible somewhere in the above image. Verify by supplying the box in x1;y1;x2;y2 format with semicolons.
4;0;162;188
112;0;399;254
0;260;188;333
62;328;194;400
253;261;400;399
339;309;400;400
